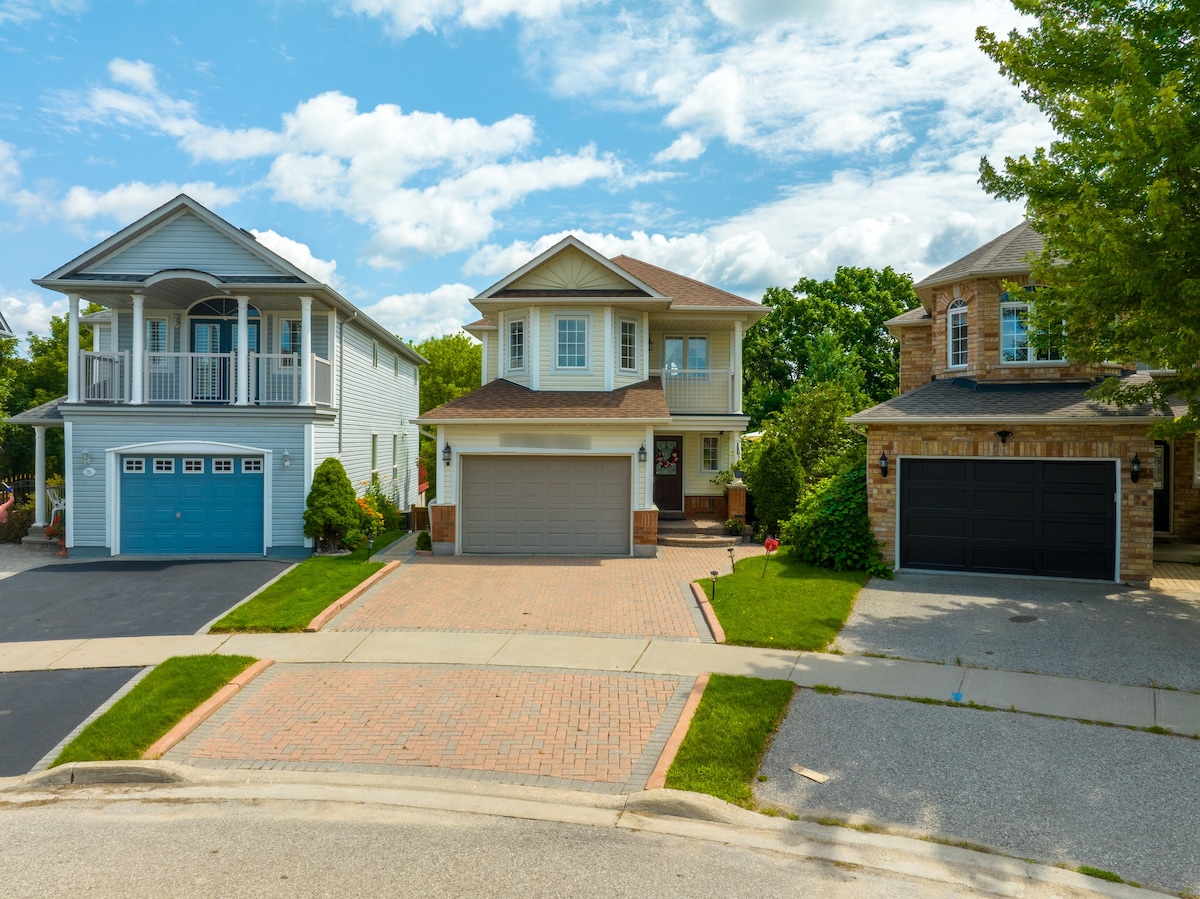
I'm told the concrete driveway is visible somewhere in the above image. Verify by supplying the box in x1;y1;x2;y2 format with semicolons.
838;571;1200;691
0;559;291;642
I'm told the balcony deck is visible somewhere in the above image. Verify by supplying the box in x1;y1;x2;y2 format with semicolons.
659;368;735;414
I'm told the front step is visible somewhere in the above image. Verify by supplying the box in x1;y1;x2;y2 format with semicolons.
657;532;740;548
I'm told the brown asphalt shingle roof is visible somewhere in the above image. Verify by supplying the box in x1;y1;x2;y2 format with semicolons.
609;255;762;309
916;222;1044;290
418;377;671;422
848;373;1170;423
886;306;932;327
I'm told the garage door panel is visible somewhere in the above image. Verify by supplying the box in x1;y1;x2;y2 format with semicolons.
461;455;630;555
900;458;1115;580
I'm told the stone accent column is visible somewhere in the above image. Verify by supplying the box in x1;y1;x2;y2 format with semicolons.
633;508;658;557
430;504;456;555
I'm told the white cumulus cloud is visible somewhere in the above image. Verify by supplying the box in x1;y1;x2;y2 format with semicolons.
0;289;66;347
59;181;241;223
343;0;597;37
250;229;341;287
362;283;479;342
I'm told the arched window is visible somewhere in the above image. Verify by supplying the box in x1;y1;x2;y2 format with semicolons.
947;300;968;368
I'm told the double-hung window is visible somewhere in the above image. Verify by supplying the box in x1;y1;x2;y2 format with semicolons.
508;319;525;372
554;315;589;371
619;320;638;372
1000;290;1064;363
146;318;169;370
947;300;968;368
701;436;720;472
664;336;707;379
280;319;301;367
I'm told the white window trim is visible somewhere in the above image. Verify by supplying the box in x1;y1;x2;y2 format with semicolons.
372;341;379;368
507;316;527;374
1000;299;1066;365
947;300;968;369
123;458;145;474
213;457;234;474
153;457;175;474
278;317;301;367
552;312;593;374
700;435;720;472
618;317;639;373
182;458;204;474
242;458;264;473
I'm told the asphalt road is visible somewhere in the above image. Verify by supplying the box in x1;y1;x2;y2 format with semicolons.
0;559;290;641
757;690;1200;895
0;795;1071;899
0;668;141;776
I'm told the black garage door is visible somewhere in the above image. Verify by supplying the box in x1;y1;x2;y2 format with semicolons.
899;459;1116;580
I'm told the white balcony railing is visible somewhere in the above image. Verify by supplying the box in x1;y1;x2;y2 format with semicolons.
80;351;334;407
659;368;733;413
80;351;130;403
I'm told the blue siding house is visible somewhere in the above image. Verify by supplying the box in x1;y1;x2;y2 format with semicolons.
9;195;424;558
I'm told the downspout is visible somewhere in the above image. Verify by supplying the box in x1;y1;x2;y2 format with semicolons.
337;310;358;455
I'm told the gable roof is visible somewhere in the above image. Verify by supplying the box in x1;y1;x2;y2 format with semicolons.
477;236;663;301
610;256;765;312
417;377;671;424
848;372;1172;424
0;307;12;338
916;222;1044;292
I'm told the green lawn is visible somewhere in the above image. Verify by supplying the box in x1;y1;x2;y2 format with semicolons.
53;655;256;766
700;546;869;650
209;529;402;633
665;674;794;807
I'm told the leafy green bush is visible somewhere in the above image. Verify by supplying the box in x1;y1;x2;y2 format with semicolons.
781;464;890;576
364;477;403;531
0;493;33;543
744;435;801;536
415;530;432;551
303;458;361;554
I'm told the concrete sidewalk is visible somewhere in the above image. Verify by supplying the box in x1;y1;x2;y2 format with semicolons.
1;630;1196;734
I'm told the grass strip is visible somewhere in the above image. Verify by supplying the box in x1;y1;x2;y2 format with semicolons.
53;654;256;766
700;546;868;650
665;674;794;807
210;529;402;632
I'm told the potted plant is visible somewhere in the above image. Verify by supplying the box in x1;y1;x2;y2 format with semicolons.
724;518;743;535
45;513;66;556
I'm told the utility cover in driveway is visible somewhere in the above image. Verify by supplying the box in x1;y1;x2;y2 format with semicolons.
899;458;1116;580
461;455;631;554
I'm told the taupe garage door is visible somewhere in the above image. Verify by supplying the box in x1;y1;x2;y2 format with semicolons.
461;455;631;554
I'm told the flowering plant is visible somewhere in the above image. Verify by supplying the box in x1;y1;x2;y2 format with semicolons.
356;497;385;538
45;513;64;540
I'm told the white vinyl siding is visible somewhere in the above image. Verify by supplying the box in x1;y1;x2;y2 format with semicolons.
537;308;606;389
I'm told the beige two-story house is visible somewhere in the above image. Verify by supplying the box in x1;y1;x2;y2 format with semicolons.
417;236;768;556
849;222;1200;585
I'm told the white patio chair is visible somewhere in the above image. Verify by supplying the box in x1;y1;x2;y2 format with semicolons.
46;486;65;523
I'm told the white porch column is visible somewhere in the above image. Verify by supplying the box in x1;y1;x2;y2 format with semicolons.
603;307;614;391
299;295;313;406
733;319;744;414
66;294;80;403
131;293;145;404
235;295;249;406
33;426;46;526
529;307;540;390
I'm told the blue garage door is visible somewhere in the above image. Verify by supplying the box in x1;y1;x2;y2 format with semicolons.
120;455;265;554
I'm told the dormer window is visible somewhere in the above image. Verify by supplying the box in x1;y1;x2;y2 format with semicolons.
508;319;525;372
554;314;590;372
947;300;968;368
1000;289;1064;363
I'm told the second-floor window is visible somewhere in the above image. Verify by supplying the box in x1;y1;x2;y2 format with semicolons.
555;315;588;370
664;336;707;378
509;319;525;371
147;319;169;370
947;300;968;368
281;319;300;367
1001;293;1064;363
620;320;637;372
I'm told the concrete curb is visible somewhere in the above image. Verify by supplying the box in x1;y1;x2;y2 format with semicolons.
305;560;401;632
142;659;275;760
690;582;725;643
645;673;708;791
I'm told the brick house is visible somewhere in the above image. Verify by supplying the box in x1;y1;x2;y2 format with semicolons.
849;222;1200;585
416;235;767;556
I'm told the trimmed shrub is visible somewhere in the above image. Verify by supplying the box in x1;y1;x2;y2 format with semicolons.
781;465;890;577
415;530;432;551
303;458;361;554
744;435;801;536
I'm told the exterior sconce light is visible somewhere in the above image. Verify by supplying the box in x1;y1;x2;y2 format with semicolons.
282;449;290;468
80;450;91;466
1130;454;1141;483
173;313;181;328
638;445;647;463
995;430;1014;444
879;452;889;478
442;443;452;466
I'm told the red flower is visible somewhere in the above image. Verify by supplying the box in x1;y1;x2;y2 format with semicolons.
764;537;779;553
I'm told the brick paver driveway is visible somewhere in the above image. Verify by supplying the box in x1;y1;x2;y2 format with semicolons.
331;546;761;640
168;663;692;793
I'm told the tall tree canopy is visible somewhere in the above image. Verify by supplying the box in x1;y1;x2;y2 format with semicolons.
413;332;482;416
978;0;1200;429
742;266;918;425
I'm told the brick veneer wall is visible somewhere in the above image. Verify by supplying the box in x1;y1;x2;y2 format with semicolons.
633;509;659;545
866;424;1156;584
684;494;728;520
897;326;933;394
430;504;456;544
1171;437;1200;541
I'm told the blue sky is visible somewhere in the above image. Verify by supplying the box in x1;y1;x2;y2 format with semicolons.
0;0;1049;346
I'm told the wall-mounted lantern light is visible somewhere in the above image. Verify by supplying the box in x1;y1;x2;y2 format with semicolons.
281;449;291;468
1130;454;1141;483
879;452;889;478
81;450;91;466
442;443;452;466
638;445;647;463
995;430;1014;444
